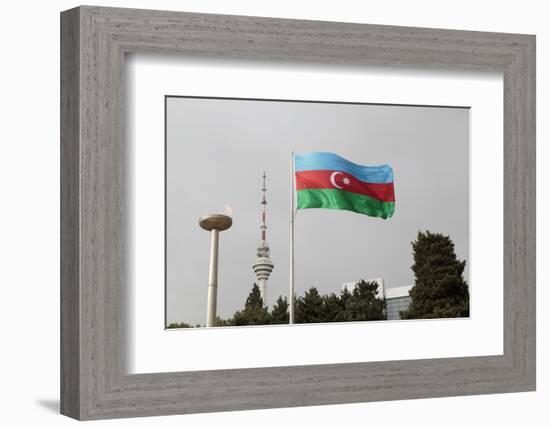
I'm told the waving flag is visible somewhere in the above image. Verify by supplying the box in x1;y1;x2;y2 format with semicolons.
294;152;395;219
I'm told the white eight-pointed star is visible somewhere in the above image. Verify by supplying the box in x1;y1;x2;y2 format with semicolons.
343;177;351;185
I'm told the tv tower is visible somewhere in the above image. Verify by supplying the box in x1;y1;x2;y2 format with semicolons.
252;171;274;307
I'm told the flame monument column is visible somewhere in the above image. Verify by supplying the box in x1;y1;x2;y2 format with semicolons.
199;214;232;327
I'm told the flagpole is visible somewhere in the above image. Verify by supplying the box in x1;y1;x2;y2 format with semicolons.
289;150;295;324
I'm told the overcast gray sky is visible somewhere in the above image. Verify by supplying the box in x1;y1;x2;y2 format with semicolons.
166;97;469;326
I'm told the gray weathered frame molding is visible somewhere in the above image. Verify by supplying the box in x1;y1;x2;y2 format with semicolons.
60;5;536;420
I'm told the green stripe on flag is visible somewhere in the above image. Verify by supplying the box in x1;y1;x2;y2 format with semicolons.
297;188;395;219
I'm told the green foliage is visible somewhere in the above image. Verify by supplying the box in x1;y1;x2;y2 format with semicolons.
166;322;193;329
214;316;233;327
321;292;344;322
400;230;470;319
231;283;272;326
295;287;325;323
270;296;289;324
170;280;386;328
343;280;386;321
246;283;264;308
339;287;352;309
294;281;386;323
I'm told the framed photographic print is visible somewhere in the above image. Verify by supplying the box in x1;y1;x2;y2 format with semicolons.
61;5;535;420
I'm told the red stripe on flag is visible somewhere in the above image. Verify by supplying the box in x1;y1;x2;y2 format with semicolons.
295;170;395;202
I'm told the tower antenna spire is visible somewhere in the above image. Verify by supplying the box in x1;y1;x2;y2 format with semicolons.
252;171;274;307
261;170;267;247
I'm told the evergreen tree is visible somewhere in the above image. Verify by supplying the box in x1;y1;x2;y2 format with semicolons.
321;293;343;322
270;296;289;324
295;287;325;323
166;322;193;329
337;287;352;322
214;316;233;327
245;283;264;308
344;280;386;321
232;284;272;325
401;231;470;319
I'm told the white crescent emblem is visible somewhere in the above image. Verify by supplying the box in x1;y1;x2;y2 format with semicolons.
329;171;344;189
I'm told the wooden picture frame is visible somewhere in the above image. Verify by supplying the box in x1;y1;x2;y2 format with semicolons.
60;5;535;420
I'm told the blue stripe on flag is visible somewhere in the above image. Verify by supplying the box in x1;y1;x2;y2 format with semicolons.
294;152;393;184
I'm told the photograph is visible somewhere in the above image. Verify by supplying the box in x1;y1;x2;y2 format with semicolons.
165;96;470;328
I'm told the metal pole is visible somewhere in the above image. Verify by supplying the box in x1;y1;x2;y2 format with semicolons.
206;229;219;327
289;150;295;324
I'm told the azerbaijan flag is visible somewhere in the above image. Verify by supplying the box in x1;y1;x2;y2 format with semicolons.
294;152;395;219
